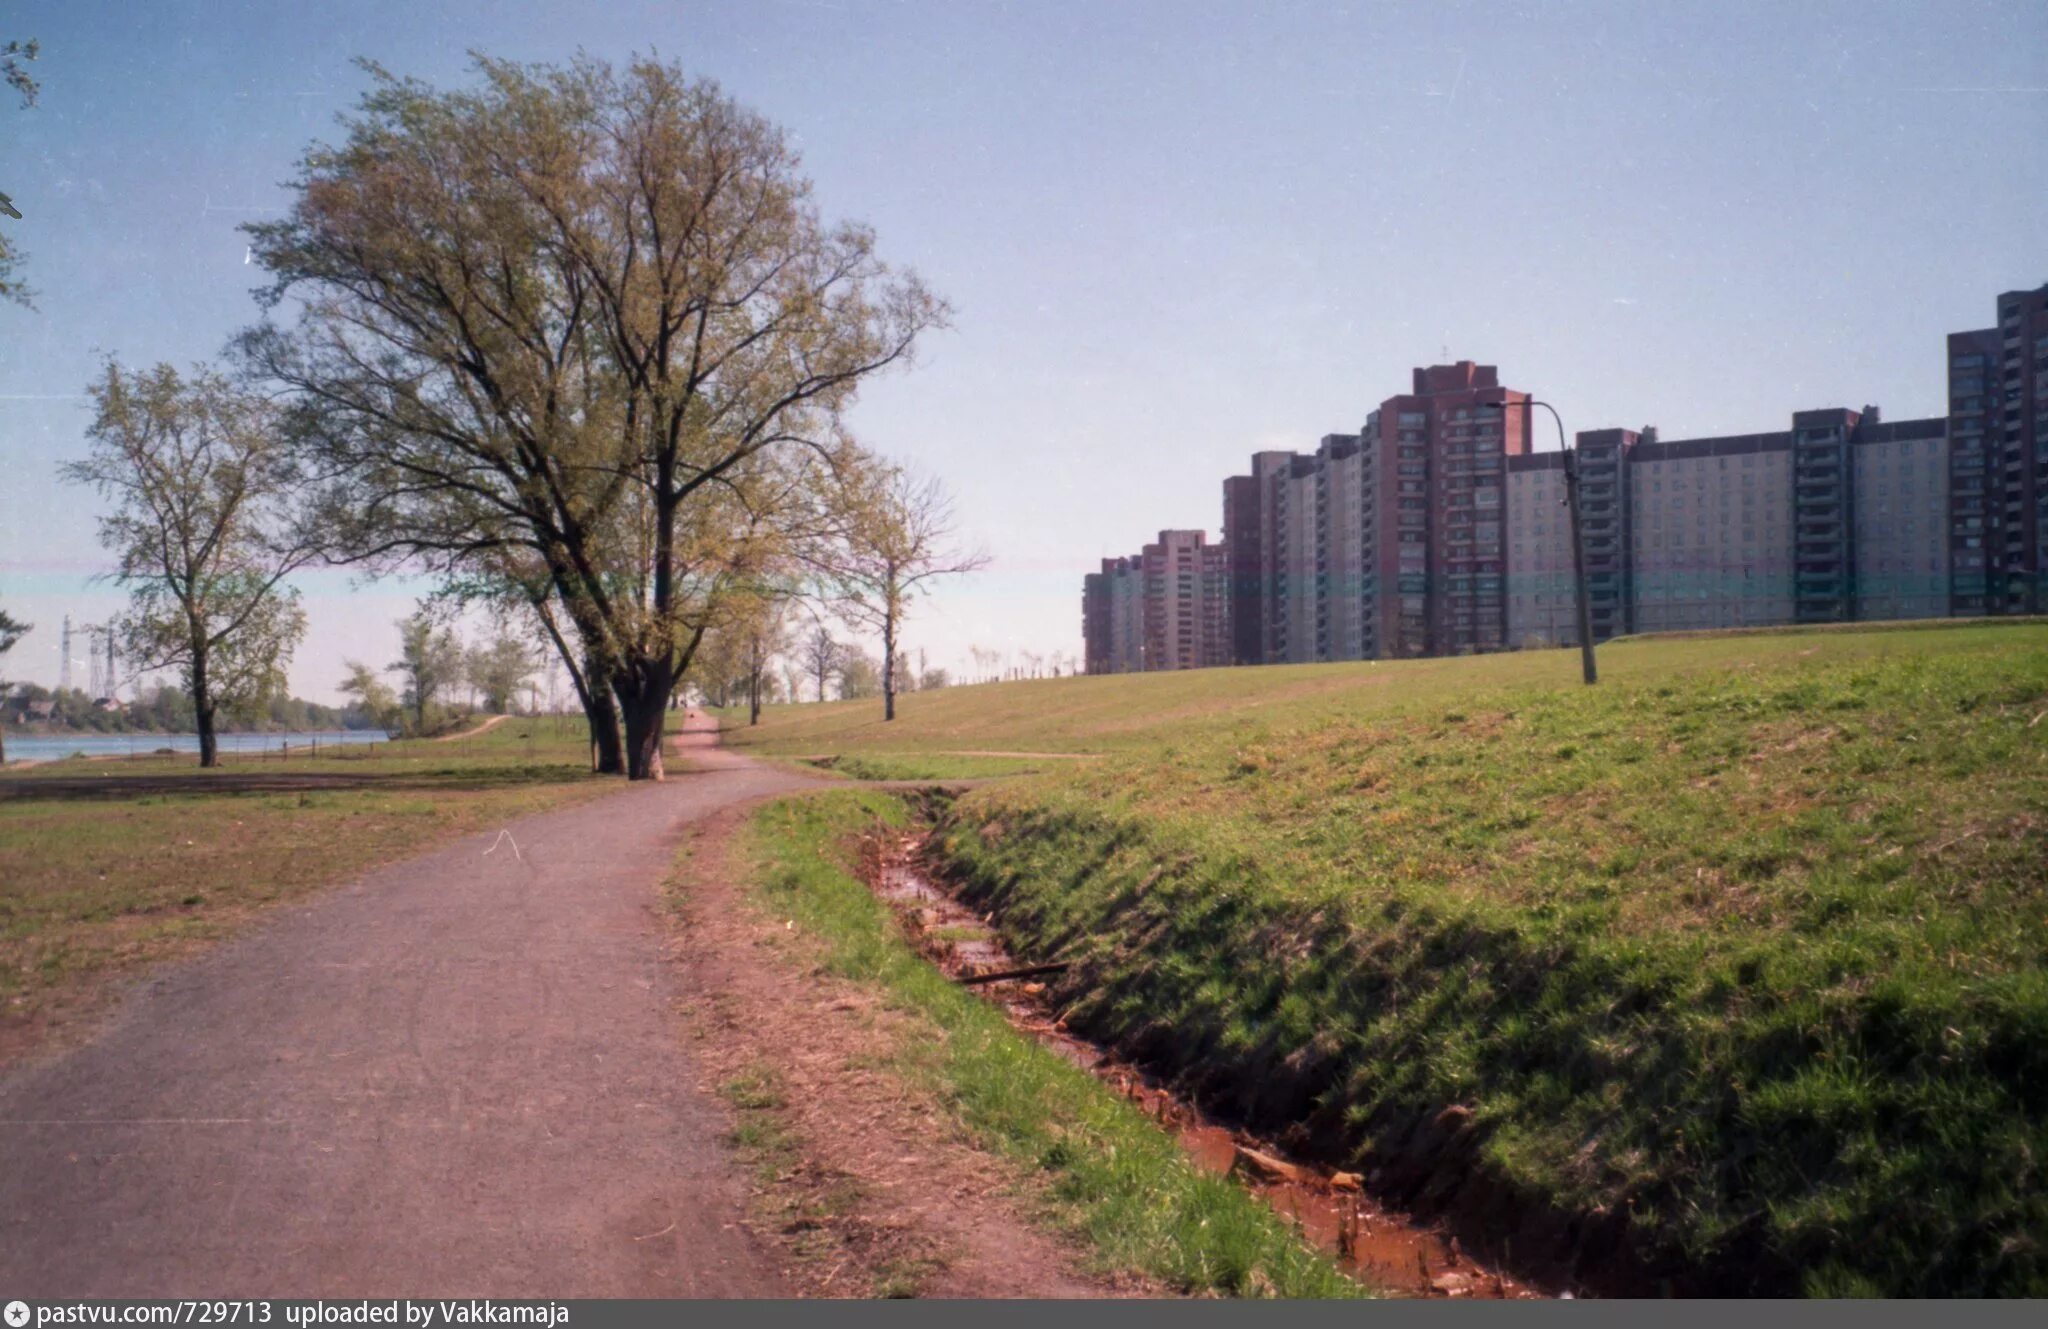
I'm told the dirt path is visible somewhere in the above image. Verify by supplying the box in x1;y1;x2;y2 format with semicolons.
0;714;816;1297
667;803;1141;1299
432;713;513;742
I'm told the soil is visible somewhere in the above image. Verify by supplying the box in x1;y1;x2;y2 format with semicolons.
664;796;1149;1299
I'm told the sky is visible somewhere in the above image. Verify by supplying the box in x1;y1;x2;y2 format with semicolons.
1;0;2043;704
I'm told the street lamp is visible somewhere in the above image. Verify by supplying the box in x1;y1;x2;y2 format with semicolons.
1485;398;1597;684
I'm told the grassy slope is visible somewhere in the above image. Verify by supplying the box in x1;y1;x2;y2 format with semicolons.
0;716;610;1045
738;790;1360;1297
725;624;2048;1295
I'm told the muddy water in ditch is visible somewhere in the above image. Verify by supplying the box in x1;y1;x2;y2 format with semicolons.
870;834;1547;1300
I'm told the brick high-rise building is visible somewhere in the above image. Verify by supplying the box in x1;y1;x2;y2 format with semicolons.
1221;452;1294;666
1222;361;1532;664
1081;531;1229;674
1370;363;1532;656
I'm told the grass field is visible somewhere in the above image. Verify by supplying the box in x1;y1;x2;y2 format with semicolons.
0;715;612;1058
722;623;2048;1295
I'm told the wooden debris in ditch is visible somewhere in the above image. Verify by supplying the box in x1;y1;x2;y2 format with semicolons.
956;961;1070;987
1233;1144;1312;1186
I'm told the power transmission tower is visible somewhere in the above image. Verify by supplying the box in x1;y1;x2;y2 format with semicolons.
88;626;106;699
59;615;72;692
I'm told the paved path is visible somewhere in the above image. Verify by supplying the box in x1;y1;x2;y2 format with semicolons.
0;715;816;1297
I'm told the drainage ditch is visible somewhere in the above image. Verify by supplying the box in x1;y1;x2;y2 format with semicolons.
862;826;1551;1300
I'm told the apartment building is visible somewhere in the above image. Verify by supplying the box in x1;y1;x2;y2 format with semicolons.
1506;412;1949;645
1086;282;2044;671
1506;433;1647;646
1626;427;1799;635
1949;284;2048;616
1081;531;1229;673
1220;362;1532;665
1081;555;1143;675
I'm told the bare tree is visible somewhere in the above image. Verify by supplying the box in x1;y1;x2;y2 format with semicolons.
800;621;840;702
828;465;986;722
242;54;946;779
62;362;314;767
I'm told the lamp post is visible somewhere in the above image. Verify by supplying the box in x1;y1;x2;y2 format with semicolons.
1487;398;1597;684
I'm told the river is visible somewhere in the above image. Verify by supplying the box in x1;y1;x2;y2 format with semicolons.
3;729;392;763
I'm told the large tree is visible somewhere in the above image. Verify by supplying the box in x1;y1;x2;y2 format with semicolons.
828;465;985;721
241;54;945;779
0;604;27;763
62;363;313;766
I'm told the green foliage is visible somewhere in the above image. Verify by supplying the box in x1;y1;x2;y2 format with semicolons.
389;614;466;735
465;632;538;715
741;791;1362;1298
836;650;883;700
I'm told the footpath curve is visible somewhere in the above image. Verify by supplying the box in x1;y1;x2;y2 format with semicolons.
0;713;817;1297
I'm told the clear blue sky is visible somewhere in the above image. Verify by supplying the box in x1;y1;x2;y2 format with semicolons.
2;0;2043;702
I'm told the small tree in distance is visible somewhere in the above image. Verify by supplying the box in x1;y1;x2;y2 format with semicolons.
468;631;539;715
830;466;987;722
338;660;401;732
0;605;27;764
63;362;315;767
835;650;882;701
389;613;465;735
800;621;840;703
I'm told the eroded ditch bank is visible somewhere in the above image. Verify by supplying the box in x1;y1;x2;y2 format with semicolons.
856;824;1548;1300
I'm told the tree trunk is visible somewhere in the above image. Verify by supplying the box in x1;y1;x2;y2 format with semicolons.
529;592;622;774
616;665;675;781
882;617;897;722
191;646;219;768
586;685;624;775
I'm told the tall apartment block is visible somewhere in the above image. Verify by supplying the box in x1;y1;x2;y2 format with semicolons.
1083;283;2045;673
1513;411;1948;644
1223;362;1533;665
1081;530;1230;673
1949;284;2048;616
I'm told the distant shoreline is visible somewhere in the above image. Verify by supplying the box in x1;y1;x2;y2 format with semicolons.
3;728;391;770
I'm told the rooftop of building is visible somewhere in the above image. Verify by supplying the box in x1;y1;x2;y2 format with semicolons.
1409;361;1500;394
